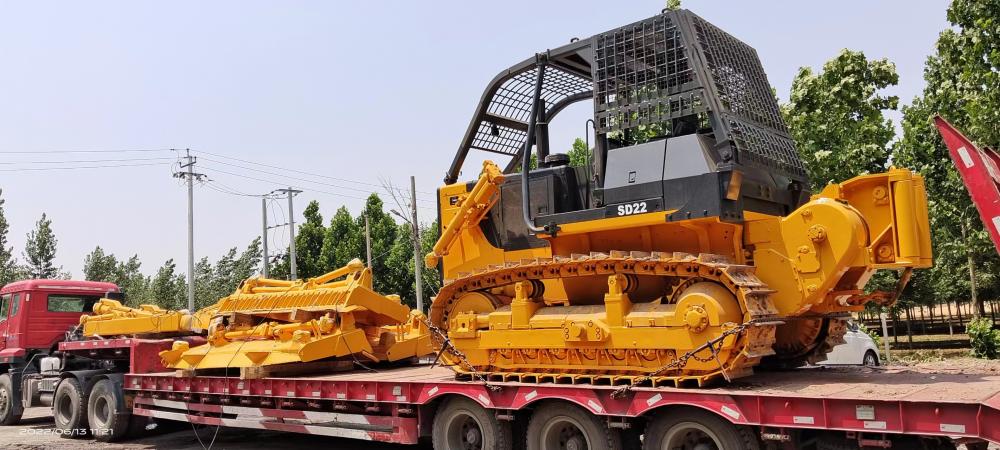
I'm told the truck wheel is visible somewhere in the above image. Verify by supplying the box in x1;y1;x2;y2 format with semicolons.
0;374;21;426
87;379;130;442
53;378;89;438
432;397;512;450
642;407;758;450
526;402;623;450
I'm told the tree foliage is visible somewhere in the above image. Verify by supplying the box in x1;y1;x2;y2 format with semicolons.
568;138;590;169
321;206;361;271
24;213;59;279
893;0;1000;317
148;259;187;310
79;239;259;309
83;246;118;281
294;201;327;278
273;195;441;310
782;49;899;189
0;190;18;286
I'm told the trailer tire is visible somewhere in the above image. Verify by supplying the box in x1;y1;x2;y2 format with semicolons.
87;379;130;442
0;374;21;426
432;397;511;450
621;425;643;450
526;402;623;450
53;378;89;438
642;407;758;450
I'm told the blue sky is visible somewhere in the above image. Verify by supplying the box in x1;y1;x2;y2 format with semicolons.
0;1;951;277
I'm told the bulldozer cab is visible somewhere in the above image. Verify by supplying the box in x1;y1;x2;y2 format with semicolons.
444;9;809;248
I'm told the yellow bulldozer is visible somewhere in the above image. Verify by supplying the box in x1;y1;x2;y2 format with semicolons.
79;259;433;372
425;9;932;387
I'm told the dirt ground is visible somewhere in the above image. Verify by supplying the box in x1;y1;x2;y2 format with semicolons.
892;353;1000;372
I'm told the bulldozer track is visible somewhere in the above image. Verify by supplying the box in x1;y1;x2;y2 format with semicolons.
763;317;849;369
430;251;783;387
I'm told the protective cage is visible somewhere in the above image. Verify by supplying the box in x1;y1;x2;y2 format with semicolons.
593;10;806;180
447;9;807;185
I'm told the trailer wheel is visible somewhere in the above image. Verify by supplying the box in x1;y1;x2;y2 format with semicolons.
642;407;758;450
87;379;130;442
433;397;511;450
53;378;89;438
526;402;623;450
0;374;21;426
621;425;643;450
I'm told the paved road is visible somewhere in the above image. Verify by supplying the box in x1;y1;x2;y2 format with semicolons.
5;408;431;450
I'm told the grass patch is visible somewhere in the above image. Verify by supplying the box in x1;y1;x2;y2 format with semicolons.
887;348;969;365
885;333;969;343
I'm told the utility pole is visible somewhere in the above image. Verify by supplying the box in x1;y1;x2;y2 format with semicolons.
364;215;373;268
261;197;269;278
410;176;423;312
274;187;302;280
173;149;204;311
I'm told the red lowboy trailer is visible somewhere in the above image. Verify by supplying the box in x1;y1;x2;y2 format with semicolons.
50;337;1000;449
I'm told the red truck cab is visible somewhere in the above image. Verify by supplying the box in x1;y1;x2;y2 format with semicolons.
0;280;119;366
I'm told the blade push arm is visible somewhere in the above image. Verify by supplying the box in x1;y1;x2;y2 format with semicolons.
425;161;505;268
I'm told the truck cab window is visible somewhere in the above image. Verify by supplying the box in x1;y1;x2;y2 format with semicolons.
0;293;8;321
47;295;100;313
9;294;19;317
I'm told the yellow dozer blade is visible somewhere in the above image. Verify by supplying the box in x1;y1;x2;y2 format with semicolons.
160;259;433;371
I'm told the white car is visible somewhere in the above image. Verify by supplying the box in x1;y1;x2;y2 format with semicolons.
821;320;881;366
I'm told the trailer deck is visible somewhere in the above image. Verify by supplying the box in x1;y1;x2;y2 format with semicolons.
125;363;1000;445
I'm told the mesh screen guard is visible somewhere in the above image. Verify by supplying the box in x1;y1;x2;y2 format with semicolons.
447;9;807;184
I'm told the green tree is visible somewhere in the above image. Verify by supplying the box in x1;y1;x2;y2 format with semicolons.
114;255;149;305
191;257;215;309
321;206;362;271
946;0;1000;147
24;213;59;279
665;0;681;11
567;138;590;169
419;220;442;304
358;194;399;294
0;190;18;286
83;246;118;281
511;153;538;173
384;223;416;306
893;0;1000;318
295;201;327;278
782;49;899;189
211;247;238;300
149;259;186;310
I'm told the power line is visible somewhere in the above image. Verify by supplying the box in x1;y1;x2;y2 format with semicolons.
200;158;436;204
0;161;171;172
0;148;174;154
201;163;436;216
195;150;435;195
203;182;260;198
0;156;174;165
202;179;264;198
204;165;436;213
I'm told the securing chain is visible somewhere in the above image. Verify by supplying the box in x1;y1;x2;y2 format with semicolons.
610;319;770;399
423;318;501;392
